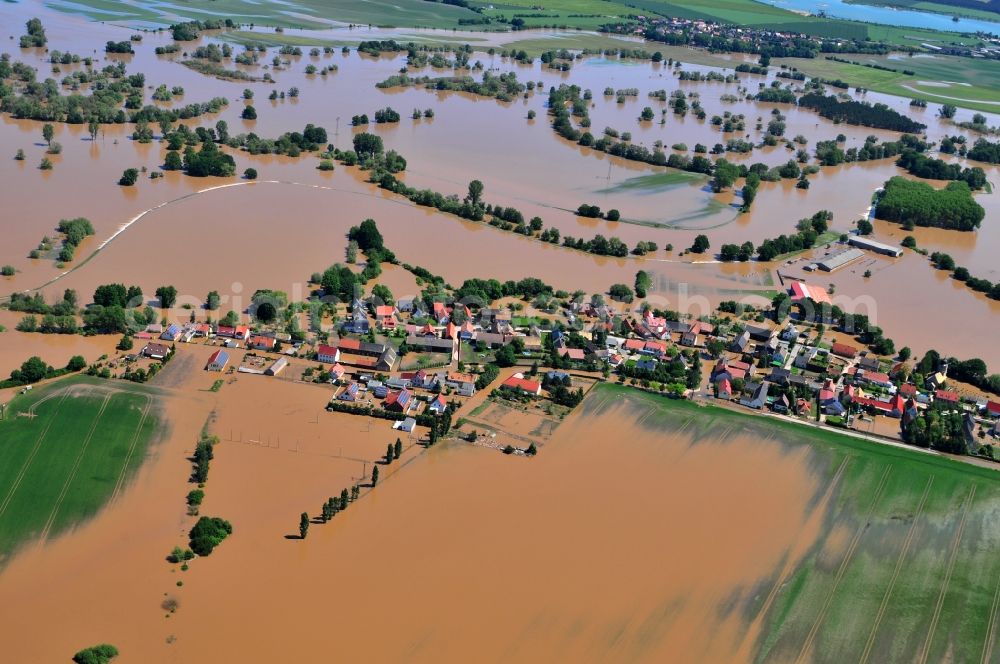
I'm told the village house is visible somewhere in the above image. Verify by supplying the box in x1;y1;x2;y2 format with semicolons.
680;330;702;347
779;323;799;342
160;324;182;342
935;389;960;406
717;377;732;400
476;332;514;349
385;388;413;413
848;387;906;417
406;335;454;354
636;358;658;372
558;347;586;361
819;379;845;416
789;281;832;305
730;330;750;354
432;301;451;324
142;343;170;360
744;324;773;343
849;368;893;389
337;382;360;402
249;335;277;352
446;372;477;397
501;375;542;397
329;363;346;383
205;349;229;372
623;338;646;355
740;381;769;409
856;354;881;372
317;344;341;364
427;394;448;414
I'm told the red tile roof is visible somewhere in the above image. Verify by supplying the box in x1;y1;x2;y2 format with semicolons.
899;383;917;396
831;342;858;358
501;376;541;394
317;344;339;358
988;401;1000;416
339;338;361;351
790;281;832;305
935;389;959;403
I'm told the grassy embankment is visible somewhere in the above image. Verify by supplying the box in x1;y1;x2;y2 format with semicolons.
586;383;1000;664
0;375;160;562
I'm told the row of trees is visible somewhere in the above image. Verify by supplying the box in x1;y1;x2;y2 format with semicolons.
299;486;362;539
930;251;1000;304
895;150;987;190
2;355;86;388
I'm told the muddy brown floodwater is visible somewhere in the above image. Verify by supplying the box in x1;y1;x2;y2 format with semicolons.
0;368;829;662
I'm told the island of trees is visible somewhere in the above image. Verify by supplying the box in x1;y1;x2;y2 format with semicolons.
798;93;925;133
875;177;984;231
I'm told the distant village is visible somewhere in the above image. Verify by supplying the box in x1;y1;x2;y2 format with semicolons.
607;14;1000;60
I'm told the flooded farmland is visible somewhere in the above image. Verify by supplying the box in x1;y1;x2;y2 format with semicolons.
3;381;999;662
2;1;1000;661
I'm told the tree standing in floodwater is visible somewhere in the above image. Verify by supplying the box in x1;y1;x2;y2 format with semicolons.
299;512;309;539
371;466;379;486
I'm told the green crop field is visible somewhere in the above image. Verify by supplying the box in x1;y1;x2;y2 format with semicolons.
588;384;1000;664
46;0;488;30
0;376;161;563
47;0;981;42
776;54;1000;113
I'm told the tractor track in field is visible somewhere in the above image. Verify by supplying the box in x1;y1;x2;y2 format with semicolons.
918;484;977;664
37;391;113;542
111;395;153;503
0;388;74;521
858;474;935;664
794;464;892;664
981;570;1000;664
733;455;851;663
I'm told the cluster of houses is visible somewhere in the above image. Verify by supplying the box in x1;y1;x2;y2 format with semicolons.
136;321;298;353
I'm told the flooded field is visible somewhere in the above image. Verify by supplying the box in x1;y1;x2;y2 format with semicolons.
3;380;998;661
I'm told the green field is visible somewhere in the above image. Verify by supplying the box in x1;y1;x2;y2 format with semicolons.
0;376;161;563
45;0;984;44
776;53;1000;113
46;0;487;29
590;384;1000;664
